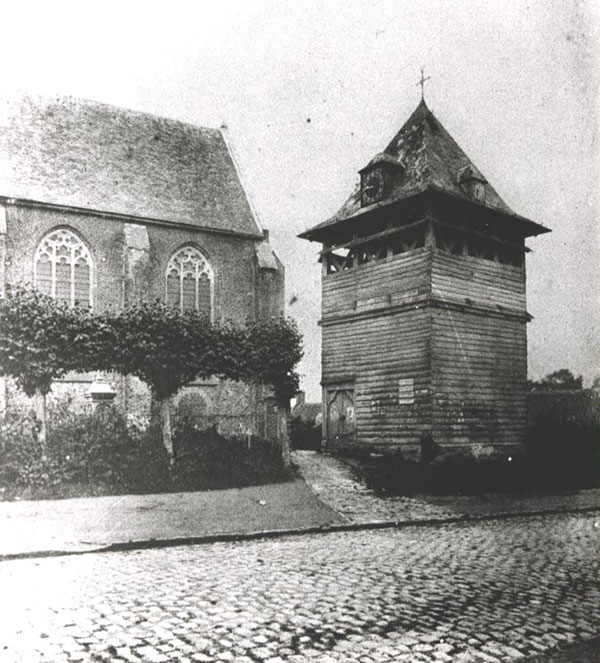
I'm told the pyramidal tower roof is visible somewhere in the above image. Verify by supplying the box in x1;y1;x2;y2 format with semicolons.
301;99;548;240
380;99;512;213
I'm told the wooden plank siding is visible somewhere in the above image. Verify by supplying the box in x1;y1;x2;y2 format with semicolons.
323;308;432;454
430;250;527;453
322;248;431;317
431;307;527;453
321;247;432;454
320;244;529;456
431;251;526;312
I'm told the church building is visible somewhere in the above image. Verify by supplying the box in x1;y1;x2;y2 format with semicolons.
0;95;284;437
300;98;550;460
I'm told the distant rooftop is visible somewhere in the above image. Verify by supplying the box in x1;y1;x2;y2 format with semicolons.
0;95;262;237
291;401;322;424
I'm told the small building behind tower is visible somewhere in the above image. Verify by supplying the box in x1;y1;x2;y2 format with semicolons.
300;99;549;460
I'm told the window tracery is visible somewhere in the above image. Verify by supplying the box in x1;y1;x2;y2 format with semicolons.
34;228;93;307
166;245;213;315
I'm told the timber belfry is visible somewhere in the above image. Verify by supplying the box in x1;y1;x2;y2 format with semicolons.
300;100;550;460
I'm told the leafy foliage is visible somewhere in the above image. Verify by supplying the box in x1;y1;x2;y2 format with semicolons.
0;406;288;500
0;286;78;396
173;417;287;489
70;307;120;374
0;287;302;459
528;368;583;392
0;288;303;403
101;302;218;402
244;317;303;402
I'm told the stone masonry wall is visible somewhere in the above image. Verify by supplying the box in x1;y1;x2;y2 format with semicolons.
4;203;261;322
1;202;285;440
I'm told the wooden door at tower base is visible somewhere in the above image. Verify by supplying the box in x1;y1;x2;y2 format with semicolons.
327;388;356;445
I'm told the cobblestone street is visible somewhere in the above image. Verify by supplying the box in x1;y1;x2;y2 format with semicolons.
292;451;457;523
1;512;598;663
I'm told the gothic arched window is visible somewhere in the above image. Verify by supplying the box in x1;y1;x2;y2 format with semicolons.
34;228;93;308
166;245;213;315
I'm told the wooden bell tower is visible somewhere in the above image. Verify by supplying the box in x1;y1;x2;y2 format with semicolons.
300;99;550;460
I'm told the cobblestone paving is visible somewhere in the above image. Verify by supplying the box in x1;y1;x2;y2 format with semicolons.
1;512;598;663
293;450;455;522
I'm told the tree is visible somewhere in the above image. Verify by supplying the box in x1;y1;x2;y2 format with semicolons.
105;307;303;461
0;288;305;465
244;317;303;466
528;369;584;392
0;287;79;445
244;317;303;404
105;301;220;461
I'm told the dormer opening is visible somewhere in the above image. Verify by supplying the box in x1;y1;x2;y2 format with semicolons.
458;166;486;203
359;154;405;208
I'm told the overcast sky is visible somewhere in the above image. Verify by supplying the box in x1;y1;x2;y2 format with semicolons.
1;0;598;399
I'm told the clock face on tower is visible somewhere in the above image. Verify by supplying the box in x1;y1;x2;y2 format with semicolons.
361;169;385;206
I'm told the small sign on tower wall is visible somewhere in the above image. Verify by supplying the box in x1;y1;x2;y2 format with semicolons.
398;378;415;405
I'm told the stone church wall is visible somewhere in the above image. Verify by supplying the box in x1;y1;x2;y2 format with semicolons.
3;374;262;440
0;201;285;440
3;202;264;322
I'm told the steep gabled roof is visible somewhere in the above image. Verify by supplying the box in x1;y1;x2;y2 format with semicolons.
0;95;263;237
291;401;322;423
301;100;548;240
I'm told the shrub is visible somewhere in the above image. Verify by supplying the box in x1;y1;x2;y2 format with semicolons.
360;437;599;497
0;411;44;488
0;405;169;498
173;417;288;490
525;390;600;490
0;407;289;500
290;418;322;451
525;421;599;489
358;453;529;496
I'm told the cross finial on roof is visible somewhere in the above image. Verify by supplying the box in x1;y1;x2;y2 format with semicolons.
417;66;431;101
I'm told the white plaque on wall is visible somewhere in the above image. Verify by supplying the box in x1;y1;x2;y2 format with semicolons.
398;378;415;405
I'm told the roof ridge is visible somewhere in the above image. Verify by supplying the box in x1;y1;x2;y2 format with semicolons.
420;103;434;191
4;92;222;136
0;95;261;235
